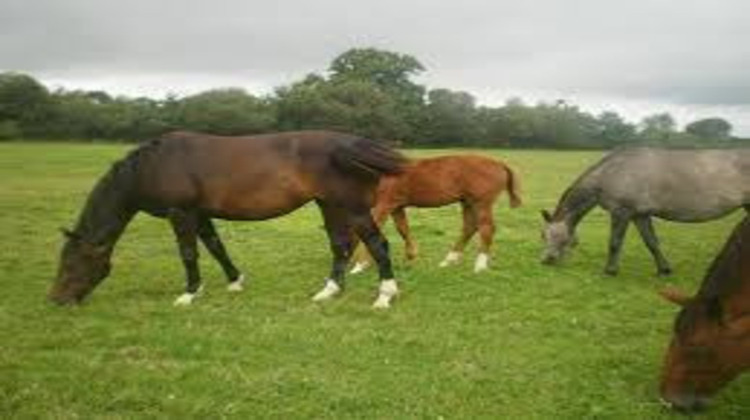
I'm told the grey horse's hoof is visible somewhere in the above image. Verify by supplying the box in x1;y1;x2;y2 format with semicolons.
658;268;673;277
604;267;619;276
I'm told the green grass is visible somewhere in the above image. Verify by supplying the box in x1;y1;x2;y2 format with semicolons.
1;142;748;419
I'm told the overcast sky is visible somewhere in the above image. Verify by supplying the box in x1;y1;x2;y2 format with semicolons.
2;0;749;135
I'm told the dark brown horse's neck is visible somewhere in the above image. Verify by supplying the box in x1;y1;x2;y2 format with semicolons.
555;183;599;230
73;162;138;251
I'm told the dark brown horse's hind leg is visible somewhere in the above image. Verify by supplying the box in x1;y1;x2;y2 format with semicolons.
197;216;244;291
633;216;672;276
168;208;203;305
312;203;355;302
350;210;399;308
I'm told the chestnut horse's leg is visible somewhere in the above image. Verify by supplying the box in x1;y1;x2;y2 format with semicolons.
168;208;203;305
197;216;244;292
392;208;418;260
312;203;355;302
633;215;672;276
350;210;398;309
474;203;496;272
440;203;477;268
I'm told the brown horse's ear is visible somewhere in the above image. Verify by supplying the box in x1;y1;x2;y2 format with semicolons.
541;210;552;222
659;286;691;307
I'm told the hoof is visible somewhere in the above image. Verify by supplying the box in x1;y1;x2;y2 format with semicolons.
604;267;619;276
372;279;398;309
439;251;462;268
658;268;673;277
473;253;489;273
227;274;245;292
312;279;341;302
349;261;370;275
174;286;203;306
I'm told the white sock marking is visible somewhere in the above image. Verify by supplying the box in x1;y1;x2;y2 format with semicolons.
439;251;462;267
173;285;203;306
227;274;245;292
474;253;490;273
372;279;399;309
349;260;371;275
312;279;341;302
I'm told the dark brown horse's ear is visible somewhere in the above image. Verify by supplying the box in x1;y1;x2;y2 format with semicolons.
658;286;691;307
541;210;552;222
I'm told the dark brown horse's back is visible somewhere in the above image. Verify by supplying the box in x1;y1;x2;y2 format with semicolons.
134;130;405;219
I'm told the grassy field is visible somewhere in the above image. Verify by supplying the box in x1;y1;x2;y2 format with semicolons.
1;142;748;419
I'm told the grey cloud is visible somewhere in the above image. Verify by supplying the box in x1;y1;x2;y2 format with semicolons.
1;0;749;108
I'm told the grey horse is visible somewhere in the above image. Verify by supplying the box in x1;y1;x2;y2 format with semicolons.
541;147;750;275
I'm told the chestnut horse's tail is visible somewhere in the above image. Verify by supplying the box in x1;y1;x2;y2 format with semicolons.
331;137;407;179
503;164;522;208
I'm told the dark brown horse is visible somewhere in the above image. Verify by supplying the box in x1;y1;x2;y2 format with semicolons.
49;130;406;308
349;155;521;274
659;216;750;412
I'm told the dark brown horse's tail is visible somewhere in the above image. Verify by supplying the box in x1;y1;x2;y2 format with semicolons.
331;137;407;179
503;164;522;208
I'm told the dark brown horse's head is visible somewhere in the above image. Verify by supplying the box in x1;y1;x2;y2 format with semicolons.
659;287;750;412
49;229;112;305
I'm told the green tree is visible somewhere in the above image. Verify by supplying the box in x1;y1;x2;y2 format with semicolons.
275;76;408;140
685;117;732;139
175;88;276;135
639;113;676;144
421;88;480;145
595;111;637;147
0;72;52;138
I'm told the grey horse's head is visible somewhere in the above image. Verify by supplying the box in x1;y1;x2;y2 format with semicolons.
540;210;577;264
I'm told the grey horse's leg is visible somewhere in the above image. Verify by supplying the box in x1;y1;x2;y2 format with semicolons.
633;216;672;276
604;211;630;276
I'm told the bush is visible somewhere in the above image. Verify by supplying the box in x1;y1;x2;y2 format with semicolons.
0;120;21;141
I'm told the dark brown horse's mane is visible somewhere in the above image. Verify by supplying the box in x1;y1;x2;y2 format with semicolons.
71;139;161;241
675;216;750;336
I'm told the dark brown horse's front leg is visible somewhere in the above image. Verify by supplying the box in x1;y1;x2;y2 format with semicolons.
197;216;244;292
350;211;398;309
168;208;202;305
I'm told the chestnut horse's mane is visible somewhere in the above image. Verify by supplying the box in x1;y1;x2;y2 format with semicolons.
675;216;750;336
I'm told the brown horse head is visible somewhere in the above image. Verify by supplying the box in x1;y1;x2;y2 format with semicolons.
49;229;112;305
659;290;750;412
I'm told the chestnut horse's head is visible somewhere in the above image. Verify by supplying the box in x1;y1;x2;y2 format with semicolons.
49;229;112;305
659;287;750;412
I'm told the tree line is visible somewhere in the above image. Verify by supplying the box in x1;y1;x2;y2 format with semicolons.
1;48;746;148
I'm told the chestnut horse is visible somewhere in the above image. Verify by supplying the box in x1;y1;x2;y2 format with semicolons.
659;216;750;412
349;155;521;274
49;131;406;308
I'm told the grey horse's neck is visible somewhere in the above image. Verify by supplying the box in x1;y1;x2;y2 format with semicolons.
554;183;599;230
